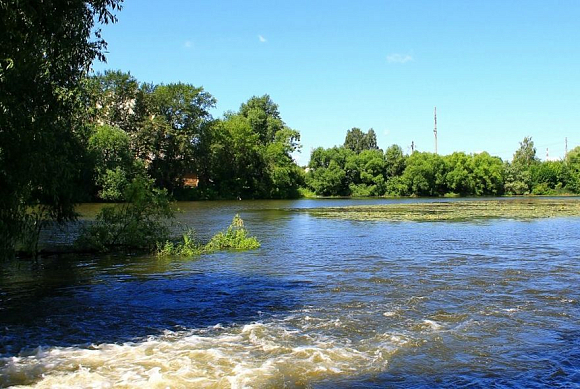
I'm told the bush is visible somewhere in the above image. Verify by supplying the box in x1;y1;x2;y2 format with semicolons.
158;214;260;257
76;177;174;252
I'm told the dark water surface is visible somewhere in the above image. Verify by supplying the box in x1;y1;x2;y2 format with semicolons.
1;199;579;388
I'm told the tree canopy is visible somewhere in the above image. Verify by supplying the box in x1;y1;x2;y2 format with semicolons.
0;0;122;257
305;132;578;198
344;128;379;153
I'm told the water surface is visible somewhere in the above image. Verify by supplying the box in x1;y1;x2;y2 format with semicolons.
1;199;579;387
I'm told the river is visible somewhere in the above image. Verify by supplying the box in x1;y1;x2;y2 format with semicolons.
1;198;579;388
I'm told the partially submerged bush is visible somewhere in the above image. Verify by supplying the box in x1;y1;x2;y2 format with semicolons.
76;177;174;252
158;214;260;257
204;214;260;252
157;229;202;257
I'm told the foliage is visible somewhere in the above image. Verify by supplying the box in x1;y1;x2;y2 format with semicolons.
157;215;260;257
75;177;173;252
444;152;504;196
133;83;216;193
305;134;579;198
156;229;202;257
239;95;285;145
344;128;379;153
0;0;122;258
384;144;407;179
513;136;539;168
399;152;447;196
85;81;303;200
204;215;261;252
208;96;302;199
504;162;532;195
565;147;580;193
87;124;141;200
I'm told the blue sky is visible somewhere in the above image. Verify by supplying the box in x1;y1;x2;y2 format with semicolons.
93;0;580;165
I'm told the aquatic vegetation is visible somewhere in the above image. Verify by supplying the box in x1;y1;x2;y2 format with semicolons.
157;214;260;257
308;199;580;222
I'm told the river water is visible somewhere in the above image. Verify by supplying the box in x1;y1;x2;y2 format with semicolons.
1;199;579;388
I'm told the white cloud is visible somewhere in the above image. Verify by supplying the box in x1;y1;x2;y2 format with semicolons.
184;40;193;48
386;53;413;64
258;35;267;43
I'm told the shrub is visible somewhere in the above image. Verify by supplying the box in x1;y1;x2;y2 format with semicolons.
158;214;260;257
76;176;174;252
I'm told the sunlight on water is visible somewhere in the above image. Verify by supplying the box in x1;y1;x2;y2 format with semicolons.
1;316;411;388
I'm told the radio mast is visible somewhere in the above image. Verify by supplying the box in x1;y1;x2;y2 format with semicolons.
434;107;438;154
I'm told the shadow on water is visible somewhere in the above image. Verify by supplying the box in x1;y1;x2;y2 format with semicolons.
0;254;309;358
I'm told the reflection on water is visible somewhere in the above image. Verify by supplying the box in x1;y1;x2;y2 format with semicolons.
1;199;580;388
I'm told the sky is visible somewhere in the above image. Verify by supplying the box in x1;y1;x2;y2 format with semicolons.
93;0;580;165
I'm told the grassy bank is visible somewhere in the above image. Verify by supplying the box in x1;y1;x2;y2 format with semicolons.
307;199;580;222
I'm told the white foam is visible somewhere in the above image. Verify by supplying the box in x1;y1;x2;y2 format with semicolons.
0;319;409;388
421;320;443;331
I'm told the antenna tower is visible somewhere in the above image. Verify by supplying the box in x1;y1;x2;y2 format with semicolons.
434;107;438;154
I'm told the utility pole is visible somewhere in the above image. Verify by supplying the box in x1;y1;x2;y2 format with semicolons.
434;107;438;154
546;148;549;160
411;141;415;153
565;137;568;158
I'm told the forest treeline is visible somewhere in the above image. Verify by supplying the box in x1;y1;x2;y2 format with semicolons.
83;72;580;201
306;131;580;197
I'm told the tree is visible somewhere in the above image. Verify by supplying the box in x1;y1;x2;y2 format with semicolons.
505;137;538;195
366;129;379;150
0;0;122;257
239;95;284;145
470;152;504;195
513;136;539;168
347;149;386;196
211;96;302;199
84;70;140;131
384;144;406;179
565;146;580;193
88;124;139;201
400;152;447;196
344;128;379;153
135;83;216;193
444;152;474;195
306;147;351;196
210;114;262;198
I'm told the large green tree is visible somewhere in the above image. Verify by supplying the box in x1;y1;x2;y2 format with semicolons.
209;95;301;199
306;147;352;196
139;83;215;192
0;0;122;257
400;152;447;196
344;128;379;153
565;146;580;193
505;137;538;195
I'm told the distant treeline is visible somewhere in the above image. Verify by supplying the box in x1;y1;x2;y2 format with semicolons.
305;130;580;197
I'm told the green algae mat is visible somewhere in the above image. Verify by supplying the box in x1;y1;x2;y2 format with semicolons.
308;199;580;222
